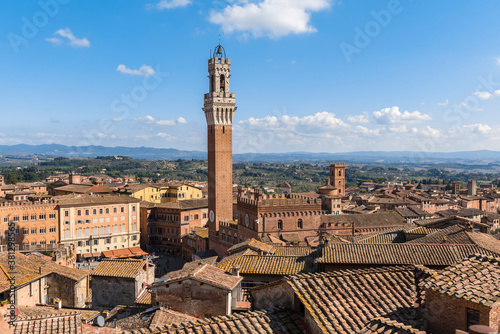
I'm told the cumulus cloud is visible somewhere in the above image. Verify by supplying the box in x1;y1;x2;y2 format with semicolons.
421;126;441;138
437;99;448;106
151;0;192;10
347;114;369;124
388;125;408;133
473;91;493;100
496;56;500;65
45;28;90;47
117;64;155;77
209;0;332;38
373;106;431;124
111;117;122;122
354;126;380;136
461;123;492;135
239;111;349;131
134;115;186;126
157;133;176;140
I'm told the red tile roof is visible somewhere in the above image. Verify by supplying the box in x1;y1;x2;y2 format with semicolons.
92;259;148;279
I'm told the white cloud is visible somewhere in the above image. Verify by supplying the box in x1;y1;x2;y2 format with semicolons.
473;91;493;100
136;135;150;140
373;106;431;124
209;0;332;39
437;99;448;106
239;111;349;131
157;133;176;140
461;123;492;135
152;0;192;10
156;120;176;126
388;125;408;133
496;57;500;65
111;117;122;122
354;126;380;136
134;115;184;126
46;28;90;47
117;64;155;77
421;126;441;138
347;114;369;124
496;89;500;96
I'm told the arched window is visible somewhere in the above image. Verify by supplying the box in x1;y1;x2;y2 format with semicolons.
278;220;283;230
233;233;237;244
210;75;215;92
220;75;225;92
297;219;303;229
338;170;342;176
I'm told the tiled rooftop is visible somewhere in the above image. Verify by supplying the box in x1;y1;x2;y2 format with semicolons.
321;212;405;228
153;262;242;291
0;252;89;293
317;243;500;267
284;266;429;333
12;312;83;334
18;306;100;324
217;254;317;276
422;254;500;306
360;317;426;334
226;238;275;255
121;307;308;334
154;199;207;210
92;259;148;279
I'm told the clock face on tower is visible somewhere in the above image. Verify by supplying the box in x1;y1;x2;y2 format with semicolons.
245;213;250;227
209;210;215;223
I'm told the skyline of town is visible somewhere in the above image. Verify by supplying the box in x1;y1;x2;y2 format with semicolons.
2;1;500;154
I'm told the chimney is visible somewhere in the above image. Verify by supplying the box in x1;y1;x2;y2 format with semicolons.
39;267;42;274
231;265;240;277
54;298;61;310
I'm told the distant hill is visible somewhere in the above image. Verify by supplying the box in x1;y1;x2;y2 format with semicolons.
1;144;500;164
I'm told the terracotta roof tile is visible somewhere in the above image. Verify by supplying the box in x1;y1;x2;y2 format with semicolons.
317;243;500;267
217;254;317;276
12;312;83;334
92;259;148;279
422;254;500;306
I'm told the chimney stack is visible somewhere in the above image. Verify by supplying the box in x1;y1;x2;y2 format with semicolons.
231;265;240;277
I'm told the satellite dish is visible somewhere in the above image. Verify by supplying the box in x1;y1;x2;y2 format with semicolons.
97;315;105;327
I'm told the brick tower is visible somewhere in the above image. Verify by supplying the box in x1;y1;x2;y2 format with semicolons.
329;163;346;195
204;44;236;251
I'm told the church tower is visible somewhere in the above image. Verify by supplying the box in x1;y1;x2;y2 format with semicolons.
330;163;345;195
204;44;236;251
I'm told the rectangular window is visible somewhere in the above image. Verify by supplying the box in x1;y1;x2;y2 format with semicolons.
23;229;28;235
100;227;104;235
50;227;56;233
467;309;480;328
65;211;69;217
121;206;125;213
93;239;98;245
105;217;110;223
13;216;19;222
77;210;82;216
22;215;29;222
85;240;90;246
132;206;136;212
113;207;117;213
106;227;110;234
132;224;136;231
121;216;125;221
64;230;70;238
93;209;97;215
132;235;137;241
50;240;55;245
49;213;56;220
93;227;98;235
31;228;37;234
99;208;103;215
85;209;89;216
93;218;98;223
121;225;125;232
105;208;109;214
194;214;199;220
31;214;36;221
132;215;136;220
4;217;8;223
105;238;111;244
113;217;118;222
39;214;46;220
77;241;82;247
39;228;46;234
85;219;90;224
184;216;189;221
85;229;90;236
77;230;82;237
77;220;83;224
113;226;118;233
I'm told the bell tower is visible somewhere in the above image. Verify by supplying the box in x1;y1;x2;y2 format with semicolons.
330;163;345;195
204;44;236;251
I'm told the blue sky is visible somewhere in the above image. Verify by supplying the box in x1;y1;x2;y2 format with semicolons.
1;0;500;154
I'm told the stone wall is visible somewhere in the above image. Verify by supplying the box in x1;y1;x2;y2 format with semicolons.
152;278;229;318
92;276;136;310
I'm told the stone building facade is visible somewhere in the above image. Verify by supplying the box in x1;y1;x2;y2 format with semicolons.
91;258;155;310
56;195;141;257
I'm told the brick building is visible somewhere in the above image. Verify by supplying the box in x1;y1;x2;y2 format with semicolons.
204;44;237;257
423;255;500;334
146;198;208;254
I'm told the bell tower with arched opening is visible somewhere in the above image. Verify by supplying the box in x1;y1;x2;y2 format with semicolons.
203;44;237;251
